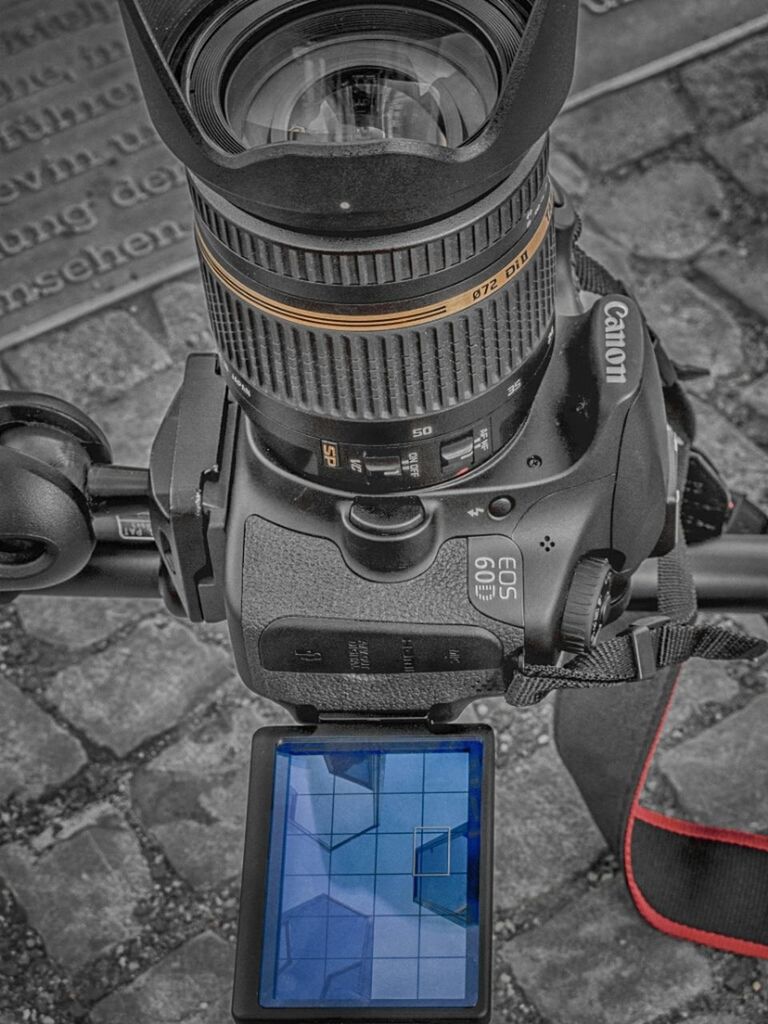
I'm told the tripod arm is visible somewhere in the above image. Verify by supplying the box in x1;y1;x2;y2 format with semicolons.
4;382;768;619
0;366;230;622
25;533;768;616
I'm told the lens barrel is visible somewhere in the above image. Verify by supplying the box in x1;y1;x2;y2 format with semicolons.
117;0;575;492
193;140;555;491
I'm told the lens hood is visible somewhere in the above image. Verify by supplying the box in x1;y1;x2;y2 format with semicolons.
118;0;577;232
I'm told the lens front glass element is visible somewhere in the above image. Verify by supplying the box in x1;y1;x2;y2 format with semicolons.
224;6;499;149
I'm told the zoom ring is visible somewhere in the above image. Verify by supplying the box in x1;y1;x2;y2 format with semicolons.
200;222;555;421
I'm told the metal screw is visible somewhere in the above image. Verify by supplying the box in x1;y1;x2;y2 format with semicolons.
527;455;542;469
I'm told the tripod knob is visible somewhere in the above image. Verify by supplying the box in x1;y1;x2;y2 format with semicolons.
560;556;614;654
0;392;111;592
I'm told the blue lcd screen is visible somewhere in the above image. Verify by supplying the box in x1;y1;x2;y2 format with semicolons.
259;737;484;1008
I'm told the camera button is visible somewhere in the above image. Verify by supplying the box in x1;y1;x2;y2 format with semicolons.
489;496;515;520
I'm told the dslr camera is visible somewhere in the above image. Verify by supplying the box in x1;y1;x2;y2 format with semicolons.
4;0;754;1020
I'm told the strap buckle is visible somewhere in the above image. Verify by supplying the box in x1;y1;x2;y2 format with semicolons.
629;616;671;680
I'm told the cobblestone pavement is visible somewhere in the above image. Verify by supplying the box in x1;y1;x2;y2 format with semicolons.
2;27;768;1024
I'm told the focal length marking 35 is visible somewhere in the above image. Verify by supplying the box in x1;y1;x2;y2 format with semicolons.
196;194;554;334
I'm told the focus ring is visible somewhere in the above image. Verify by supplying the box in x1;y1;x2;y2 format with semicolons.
189;143;548;288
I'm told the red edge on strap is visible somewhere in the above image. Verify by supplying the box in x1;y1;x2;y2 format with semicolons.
634;805;768;854
623;670;768;959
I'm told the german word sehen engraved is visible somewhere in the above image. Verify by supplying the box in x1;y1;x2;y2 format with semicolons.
0;0;196;349
573;0;767;93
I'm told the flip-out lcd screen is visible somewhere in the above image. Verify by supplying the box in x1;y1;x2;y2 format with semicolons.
259;737;484;1009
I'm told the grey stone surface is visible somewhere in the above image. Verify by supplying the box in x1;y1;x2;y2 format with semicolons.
554;79;691;172
0;679;86;803
549;148;589;199
698;227;768;323
3;312;171;411
674;1017;741;1024
132;702;275;888
662;659;740;734
154;277;215;359
47;620;232;756
91;931;233;1024
691;397;768;505
494;745;605;909
680;33;768;130
635;277;744;385
739;376;768;447
659;695;768;831
583;161;726;260
0;812;153;970
507;882;713;1024
91;366;185;466
704;111;768;197
474;695;553;761
15;596;158;651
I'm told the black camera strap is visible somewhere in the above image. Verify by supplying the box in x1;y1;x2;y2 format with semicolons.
541;234;768;958
554;662;768;959
510;619;766;706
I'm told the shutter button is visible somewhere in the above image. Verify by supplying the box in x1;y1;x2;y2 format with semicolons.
349;497;426;536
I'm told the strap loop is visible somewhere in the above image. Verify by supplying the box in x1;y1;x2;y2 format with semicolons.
630;616;671;680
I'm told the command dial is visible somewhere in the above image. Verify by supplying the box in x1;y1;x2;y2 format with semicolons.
560;556;613;654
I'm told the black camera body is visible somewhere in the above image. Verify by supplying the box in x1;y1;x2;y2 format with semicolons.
149;289;674;722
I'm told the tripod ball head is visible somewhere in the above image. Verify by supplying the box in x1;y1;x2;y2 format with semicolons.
0;394;111;592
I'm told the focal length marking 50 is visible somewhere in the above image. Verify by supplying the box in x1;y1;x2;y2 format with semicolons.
196;194;554;334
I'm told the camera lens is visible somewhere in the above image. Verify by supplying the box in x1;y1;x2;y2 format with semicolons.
180;0;557;493
223;8;499;149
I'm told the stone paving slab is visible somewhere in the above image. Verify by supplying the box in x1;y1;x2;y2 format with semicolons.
698;228;768;324
679;33;768;130
662;659;740;735
3;311;171;412
0;678;85;803
0;810;152;970
91;365;185;466
582;161;726;261
659;694;768;830
14;595;158;650
131;703;274;889
554;78;692;173
494;744;605;909
571;0;768;95
634;277;745;390
704;111;768;197
90;931;233;1024
739;376;768;446
47;619;232;756
691;397;768;506
506;881;714;1024
686;1017;743;1024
